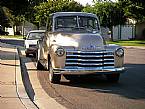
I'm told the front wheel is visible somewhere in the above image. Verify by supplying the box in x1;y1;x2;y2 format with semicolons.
36;48;45;70
33;52;37;58
36;61;45;70
64;75;79;82
49;61;61;84
26;53;29;57
106;73;120;82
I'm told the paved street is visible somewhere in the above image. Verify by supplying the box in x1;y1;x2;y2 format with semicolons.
1;39;145;109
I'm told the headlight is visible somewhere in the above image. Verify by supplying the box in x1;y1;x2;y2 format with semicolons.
115;48;124;57
55;47;65;57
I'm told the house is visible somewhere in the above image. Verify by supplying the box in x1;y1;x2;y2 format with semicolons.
135;22;145;39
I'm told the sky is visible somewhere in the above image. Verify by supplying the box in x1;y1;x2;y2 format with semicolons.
74;0;117;6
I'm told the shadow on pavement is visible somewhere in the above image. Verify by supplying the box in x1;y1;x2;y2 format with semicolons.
0;50;18;60
59;63;145;100
0;63;19;67
1;39;24;47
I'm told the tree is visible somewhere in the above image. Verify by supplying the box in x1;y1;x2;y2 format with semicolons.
83;1;126;28
0;0;29;16
83;1;127;41
0;0;29;31
118;0;145;22
0;6;10;27
28;0;48;7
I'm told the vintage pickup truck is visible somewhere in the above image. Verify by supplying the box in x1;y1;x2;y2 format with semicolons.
36;12;125;83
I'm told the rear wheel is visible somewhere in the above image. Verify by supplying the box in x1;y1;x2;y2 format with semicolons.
106;73;120;82
64;75;81;82
49;61;61;84
36;47;45;70
33;52;37;58
45;55;50;70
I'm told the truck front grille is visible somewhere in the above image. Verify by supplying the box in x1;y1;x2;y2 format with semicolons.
29;44;37;48
65;51;114;69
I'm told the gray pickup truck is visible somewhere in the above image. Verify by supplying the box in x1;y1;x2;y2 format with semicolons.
36;12;125;83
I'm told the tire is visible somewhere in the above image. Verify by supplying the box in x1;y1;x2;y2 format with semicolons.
106;73;120;82
33;52;37;58
64;75;81;82
36;61;45;70
36;47;40;61
44;55;50;70
36;48;45;70
49;61;61;84
26;53;29;57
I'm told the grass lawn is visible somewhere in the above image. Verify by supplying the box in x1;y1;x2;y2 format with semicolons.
107;40;145;46
0;35;24;39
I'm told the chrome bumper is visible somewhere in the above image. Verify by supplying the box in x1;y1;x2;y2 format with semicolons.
53;67;126;75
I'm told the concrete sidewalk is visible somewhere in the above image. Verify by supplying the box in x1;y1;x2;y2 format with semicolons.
0;43;37;109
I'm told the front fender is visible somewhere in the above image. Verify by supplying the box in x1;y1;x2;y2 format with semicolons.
50;45;66;69
105;44;124;67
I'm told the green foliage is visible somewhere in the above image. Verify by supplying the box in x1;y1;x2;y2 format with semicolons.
0;0;29;16
0;6;25;28
118;0;145;22
0;6;8;27
0;0;46;28
29;0;48;7
83;1;127;28
0;0;29;28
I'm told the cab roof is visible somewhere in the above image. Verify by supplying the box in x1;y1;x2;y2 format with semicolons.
51;12;97;18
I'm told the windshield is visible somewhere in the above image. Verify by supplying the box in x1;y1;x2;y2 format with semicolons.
27;32;45;40
55;16;99;33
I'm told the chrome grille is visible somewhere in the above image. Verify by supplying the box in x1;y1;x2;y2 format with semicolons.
65;51;114;68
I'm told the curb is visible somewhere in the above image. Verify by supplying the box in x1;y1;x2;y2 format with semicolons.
16;47;38;109
17;48;39;109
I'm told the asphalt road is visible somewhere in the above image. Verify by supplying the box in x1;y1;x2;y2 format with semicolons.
2;39;145;109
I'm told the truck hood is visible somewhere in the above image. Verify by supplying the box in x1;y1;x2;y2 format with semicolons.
51;32;105;51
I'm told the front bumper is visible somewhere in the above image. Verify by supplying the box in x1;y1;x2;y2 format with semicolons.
53;67;126;75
